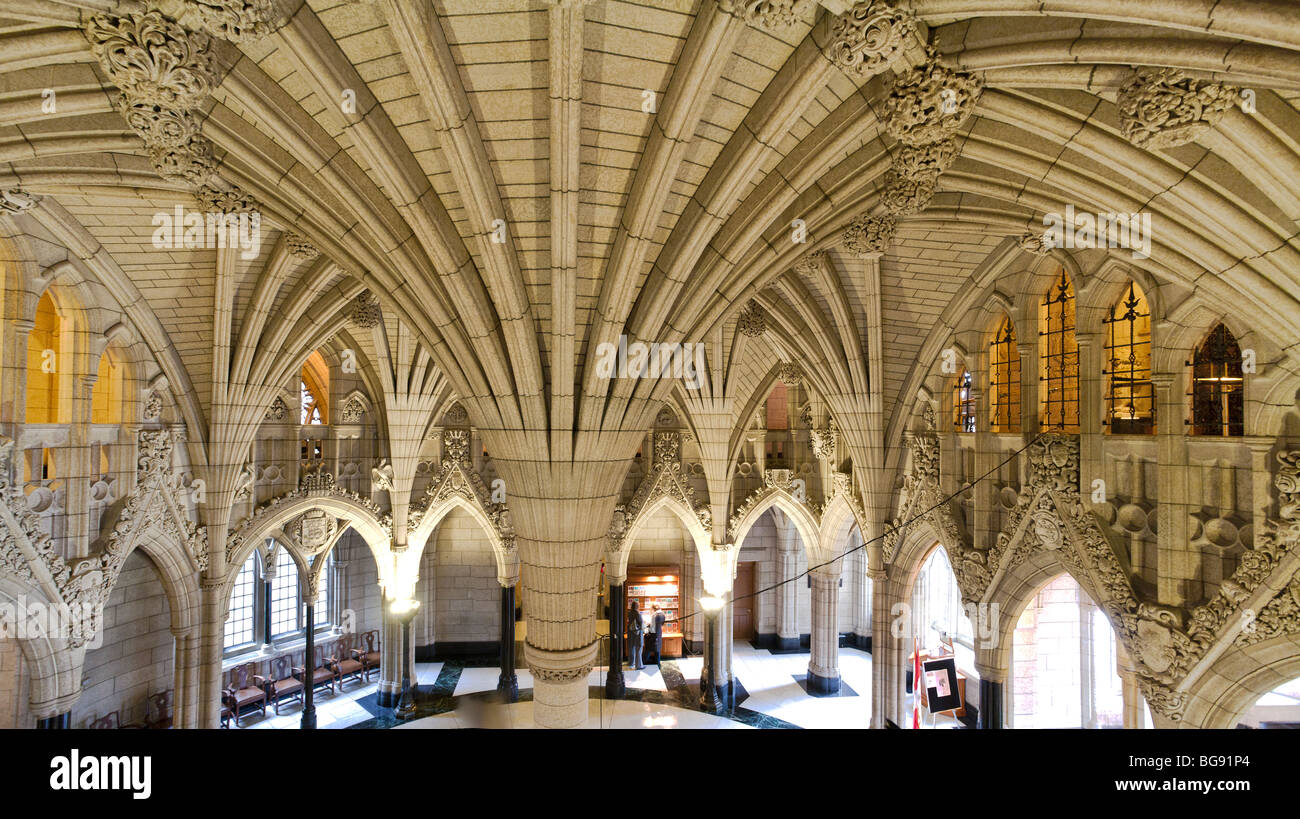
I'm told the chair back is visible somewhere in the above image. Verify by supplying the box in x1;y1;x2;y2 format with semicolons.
271;655;293;681
148;690;172;724
89;711;119;730
231;663;253;690
363;630;378;653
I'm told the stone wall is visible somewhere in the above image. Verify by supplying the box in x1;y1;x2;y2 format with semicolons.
69;550;172;728
418;507;498;649
0;637;28;728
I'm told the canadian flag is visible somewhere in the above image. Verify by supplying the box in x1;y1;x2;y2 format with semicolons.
912;637;921;729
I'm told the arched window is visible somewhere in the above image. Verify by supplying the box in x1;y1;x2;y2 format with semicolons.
222;545;335;658
989;317;1021;432
270;565;300;638
1039;270;1079;431
25;291;62;424
953;370;975;432
91;349;124;425
1102;282;1154;434
224;552;257;650
301;350;329;425
1190;323;1244;437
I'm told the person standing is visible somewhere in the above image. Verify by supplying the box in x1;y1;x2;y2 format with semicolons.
651;604;666;666
627;600;645;670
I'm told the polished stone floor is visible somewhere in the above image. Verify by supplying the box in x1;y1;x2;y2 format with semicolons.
237;641;913;729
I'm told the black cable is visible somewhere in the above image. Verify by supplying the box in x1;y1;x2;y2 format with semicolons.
660;432;1044;630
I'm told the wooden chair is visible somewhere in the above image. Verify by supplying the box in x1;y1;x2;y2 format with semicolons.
88;710;144;729
354;630;380;681
88;711;120;730
257;655;304;714
328;635;366;690
293;645;335;698
223;663;267;726
220;703;232;728
146;690;173;729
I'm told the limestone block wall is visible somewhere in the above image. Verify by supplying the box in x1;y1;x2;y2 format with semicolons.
626;506;691;567
427;507;498;647
0;637;29;728
69;550;172;728
338;529;383;638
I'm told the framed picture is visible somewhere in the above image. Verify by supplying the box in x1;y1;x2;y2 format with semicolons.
922;656;962;714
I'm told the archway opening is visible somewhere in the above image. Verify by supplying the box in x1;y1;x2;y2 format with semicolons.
1010;574;1123;728
617;504;699;678
25;291;63;424
1237;677;1300;728
907;542;976;728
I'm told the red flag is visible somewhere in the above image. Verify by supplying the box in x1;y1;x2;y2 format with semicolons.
912;637;921;729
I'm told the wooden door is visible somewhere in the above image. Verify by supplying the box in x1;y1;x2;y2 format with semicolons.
732;562;755;640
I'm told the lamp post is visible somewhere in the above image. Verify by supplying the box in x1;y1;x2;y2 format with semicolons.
390;598;421;721
699;595;724;713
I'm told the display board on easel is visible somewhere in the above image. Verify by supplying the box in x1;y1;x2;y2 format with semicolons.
921;656;963;716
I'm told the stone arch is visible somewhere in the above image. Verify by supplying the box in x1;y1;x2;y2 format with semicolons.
406;492;515;587
977;549;1099;679
1178;635;1300;729
220;491;392;612
0;572;81;723
817;489;865;579
609;492;711;582
730;486;823;567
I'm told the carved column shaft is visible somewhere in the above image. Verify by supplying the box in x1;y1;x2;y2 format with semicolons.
808;573;841;692
776;550;799;647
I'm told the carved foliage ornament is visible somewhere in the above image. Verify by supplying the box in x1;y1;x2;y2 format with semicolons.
188;0;279;43
84;11;218;110
778;362;802;386
717;0;812;31
442;429;470;464
194;182;259;214
1017;231;1054;256
264;396;288;422
881;47;983;147
0;189;41;214
842;213;896;257
737;300;767;337
880;172;935;216
350;290;382;329
85;9;221;186
1116;68;1239;151
823;1;916;77
340;395;365;423
793;250;824;277
609;451;711;553
285;232;319;260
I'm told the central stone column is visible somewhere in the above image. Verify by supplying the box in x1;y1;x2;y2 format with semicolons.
491;456;630;728
775;550;800;650
808;571;841;693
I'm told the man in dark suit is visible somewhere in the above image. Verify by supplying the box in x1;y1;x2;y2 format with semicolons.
651;604;666;666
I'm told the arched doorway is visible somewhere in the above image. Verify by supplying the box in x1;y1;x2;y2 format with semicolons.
1010;574;1124;728
906;543;976;728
